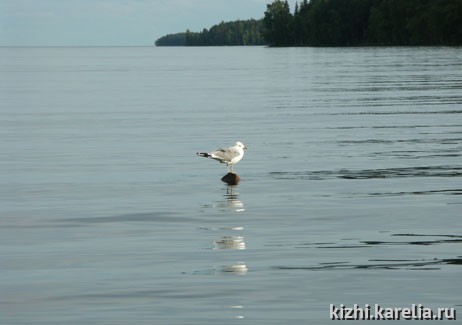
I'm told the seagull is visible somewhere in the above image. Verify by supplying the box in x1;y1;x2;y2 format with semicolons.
197;141;248;173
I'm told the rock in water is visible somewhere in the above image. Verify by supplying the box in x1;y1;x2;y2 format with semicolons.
221;173;240;185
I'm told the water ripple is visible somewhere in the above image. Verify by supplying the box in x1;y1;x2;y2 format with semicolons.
369;189;462;197
318;110;462;115
337;137;462;145
274;257;462;271
274;234;462;270
270;165;462;180
62;212;186;224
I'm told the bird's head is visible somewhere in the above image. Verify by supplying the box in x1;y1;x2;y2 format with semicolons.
236;141;248;150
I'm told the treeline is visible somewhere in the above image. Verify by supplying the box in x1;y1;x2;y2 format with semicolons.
155;19;265;46
264;0;462;46
156;0;462;47
155;33;187;46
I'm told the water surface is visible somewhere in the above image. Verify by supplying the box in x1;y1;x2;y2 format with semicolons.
1;46;461;324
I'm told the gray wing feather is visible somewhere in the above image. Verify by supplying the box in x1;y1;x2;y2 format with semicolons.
211;147;240;163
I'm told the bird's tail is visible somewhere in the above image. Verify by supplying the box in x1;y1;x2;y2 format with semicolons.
197;152;211;158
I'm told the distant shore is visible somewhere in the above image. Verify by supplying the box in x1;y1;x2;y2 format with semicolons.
156;0;462;47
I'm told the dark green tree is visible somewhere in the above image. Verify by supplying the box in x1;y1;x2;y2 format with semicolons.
262;0;462;46
156;19;265;46
155;33;187;46
263;0;294;46
158;0;462;47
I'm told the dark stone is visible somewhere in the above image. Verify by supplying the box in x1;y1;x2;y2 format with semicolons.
221;173;240;185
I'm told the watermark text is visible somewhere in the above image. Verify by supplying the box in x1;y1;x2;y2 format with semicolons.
330;304;456;320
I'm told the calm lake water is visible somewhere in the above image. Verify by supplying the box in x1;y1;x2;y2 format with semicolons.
1;46;461;324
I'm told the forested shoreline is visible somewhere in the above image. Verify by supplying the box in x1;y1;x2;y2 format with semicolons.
155;19;265;46
155;0;462;47
264;0;462;46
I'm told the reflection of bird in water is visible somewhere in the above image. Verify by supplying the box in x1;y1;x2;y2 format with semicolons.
214;197;244;212
222;262;248;275
207;186;245;212
197;141;248;173
214;236;246;250
204;198;244;212
225;186;245;211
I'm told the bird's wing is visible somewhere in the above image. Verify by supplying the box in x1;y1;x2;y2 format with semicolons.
210;146;240;163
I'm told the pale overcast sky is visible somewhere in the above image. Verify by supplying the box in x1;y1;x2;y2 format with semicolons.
0;0;297;46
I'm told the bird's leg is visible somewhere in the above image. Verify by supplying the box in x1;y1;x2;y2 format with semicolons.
230;164;234;173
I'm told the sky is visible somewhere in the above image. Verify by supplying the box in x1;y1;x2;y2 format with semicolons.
0;0;297;46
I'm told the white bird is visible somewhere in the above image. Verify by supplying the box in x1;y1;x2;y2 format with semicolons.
197;141;248;173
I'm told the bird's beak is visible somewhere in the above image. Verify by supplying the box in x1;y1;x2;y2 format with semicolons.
244;145;248;150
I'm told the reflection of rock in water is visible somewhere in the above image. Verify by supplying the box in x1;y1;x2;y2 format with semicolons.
222;262;248;275
214;236;246;250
